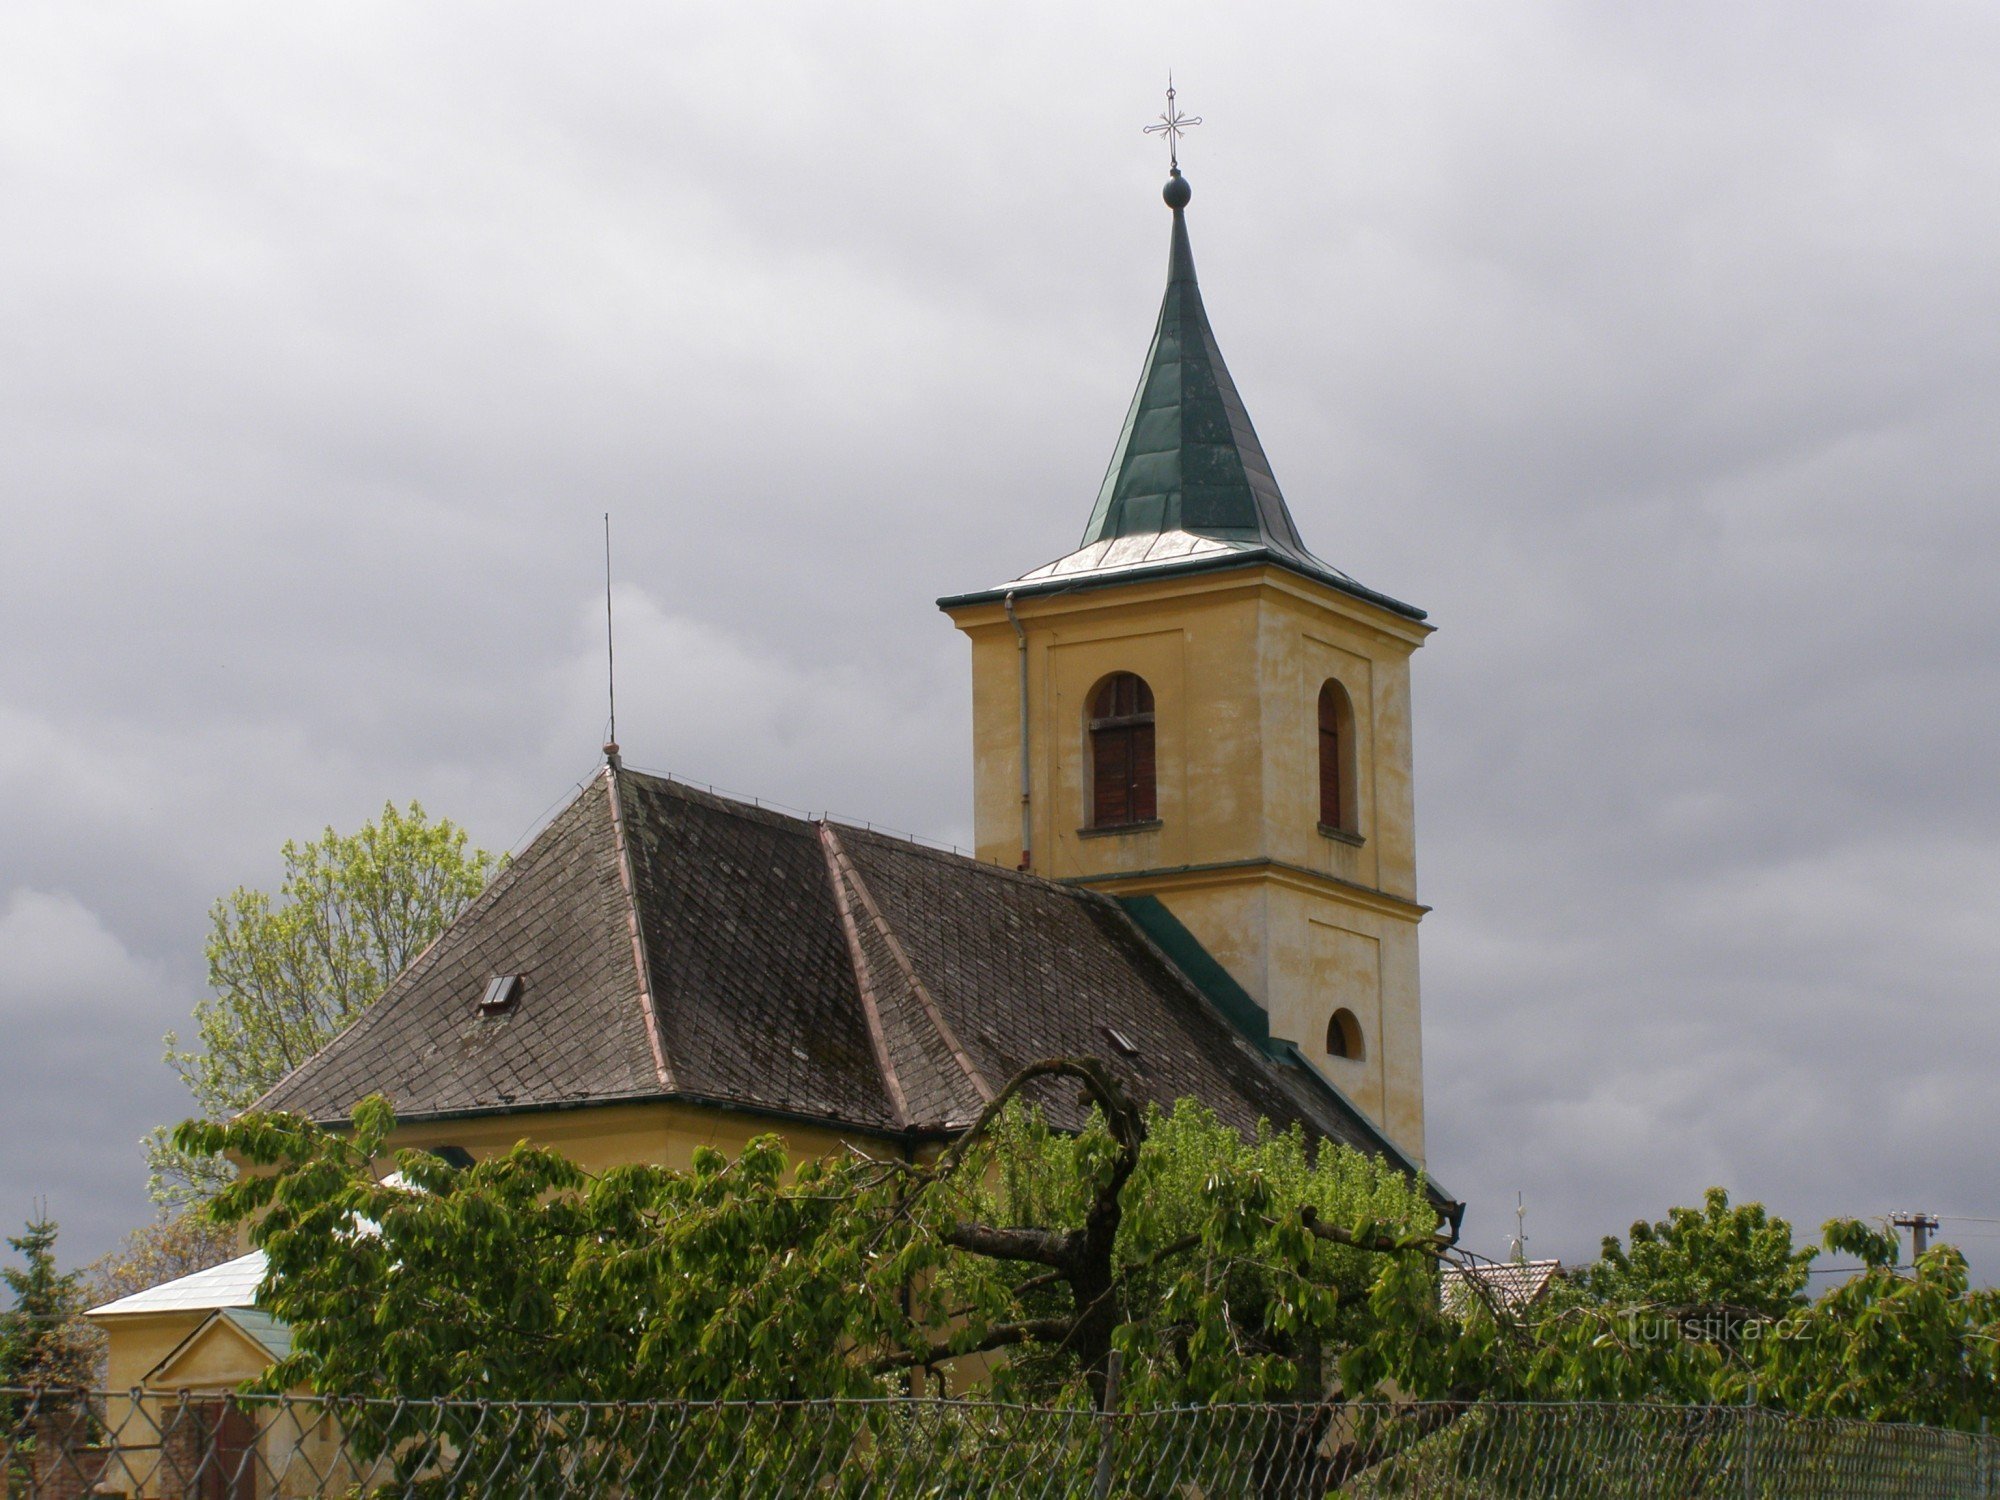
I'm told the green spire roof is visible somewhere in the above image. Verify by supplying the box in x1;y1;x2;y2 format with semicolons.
938;171;1424;622
1080;171;1310;558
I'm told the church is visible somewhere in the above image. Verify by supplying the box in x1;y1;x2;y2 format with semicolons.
90;157;1452;1394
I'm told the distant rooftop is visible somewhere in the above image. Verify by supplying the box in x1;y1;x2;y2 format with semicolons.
1441;1258;1565;1318
88;1250;266;1318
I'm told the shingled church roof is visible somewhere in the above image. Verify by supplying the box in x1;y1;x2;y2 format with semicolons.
256;766;1422;1177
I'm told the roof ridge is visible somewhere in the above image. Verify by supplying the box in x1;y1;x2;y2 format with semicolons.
817;824;913;1129
615;766;820;835
605;762;675;1090
246;775;603;1115
836;819;1123;898
819;822;994;1112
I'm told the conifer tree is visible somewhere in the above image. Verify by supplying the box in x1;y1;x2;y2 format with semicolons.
0;1213;95;1393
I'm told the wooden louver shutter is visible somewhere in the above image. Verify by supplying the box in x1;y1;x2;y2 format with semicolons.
1090;673;1157;828
1130;718;1157;821
1093;724;1132;827
1318;683;1342;829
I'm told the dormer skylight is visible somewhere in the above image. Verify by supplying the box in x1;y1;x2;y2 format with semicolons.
479;974;522;1015
1102;1025;1140;1058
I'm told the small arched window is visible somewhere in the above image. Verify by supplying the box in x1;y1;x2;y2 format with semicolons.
1318;680;1356;834
1326;1008;1364;1061
1089;672;1157;829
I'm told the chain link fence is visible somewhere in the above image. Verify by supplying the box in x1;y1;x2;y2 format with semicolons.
6;1386;1998;1498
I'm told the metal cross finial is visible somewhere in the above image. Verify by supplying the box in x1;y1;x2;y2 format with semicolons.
1143;75;1202;173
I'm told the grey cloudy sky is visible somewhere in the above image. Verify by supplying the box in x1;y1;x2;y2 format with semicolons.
5;2;1998;1281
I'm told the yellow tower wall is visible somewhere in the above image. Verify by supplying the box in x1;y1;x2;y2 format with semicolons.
948;563;1430;1161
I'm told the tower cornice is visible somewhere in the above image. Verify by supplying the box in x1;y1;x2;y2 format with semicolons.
941;560;1434;652
1058;858;1430;924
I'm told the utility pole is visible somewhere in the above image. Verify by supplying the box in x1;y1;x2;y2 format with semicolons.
1891;1211;1939;1263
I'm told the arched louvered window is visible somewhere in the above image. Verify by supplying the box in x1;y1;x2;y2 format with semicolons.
1327;1007;1364;1061
1088;673;1157;829
1318;680;1356;834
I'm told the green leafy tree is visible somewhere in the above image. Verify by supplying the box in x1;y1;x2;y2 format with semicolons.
179;1064;1443;1406
1576;1187;1815;1329
941;1092;1439;1407
0;1214;95;1392
150;802;496;1207
1354;1191;2000;1433
180;1063;1450;1491
172;1098;2000;1490
1751;1219;2000;1426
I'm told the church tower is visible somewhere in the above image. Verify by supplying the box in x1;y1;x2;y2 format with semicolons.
939;163;1433;1163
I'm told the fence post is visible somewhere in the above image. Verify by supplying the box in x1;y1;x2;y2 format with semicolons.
1740;1380;1757;1500
1093;1350;1124;1500
1981;1415;1991;1500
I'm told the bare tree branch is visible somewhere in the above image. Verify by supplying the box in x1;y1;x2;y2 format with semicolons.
871;1317;1079;1374
1297;1205;1454;1257
943;1222;1072;1268
917;1057;1150;1410
932;1057;1145;1180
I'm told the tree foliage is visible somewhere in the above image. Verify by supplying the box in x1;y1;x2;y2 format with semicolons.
176;1078;2000;1487
1357;1192;2000;1431
1755;1219;2000;1428
179;1062;1444;1415
1575;1186;1815;1326
151;802;496;1207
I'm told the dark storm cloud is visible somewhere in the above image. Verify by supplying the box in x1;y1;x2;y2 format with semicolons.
3;2;1996;1277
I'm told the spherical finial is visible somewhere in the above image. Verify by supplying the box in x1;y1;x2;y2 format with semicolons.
1163;170;1191;209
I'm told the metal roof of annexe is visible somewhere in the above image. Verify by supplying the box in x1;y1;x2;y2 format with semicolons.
88;1250;267;1318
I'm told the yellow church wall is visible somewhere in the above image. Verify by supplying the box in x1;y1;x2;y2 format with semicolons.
383;1097;868;1178
87;1313;277;1500
94;1099;898;1426
955;567;1426;885
1071;867;1426;1164
960;571;1271;878
1252;573;1424;899
1264;883;1426;1162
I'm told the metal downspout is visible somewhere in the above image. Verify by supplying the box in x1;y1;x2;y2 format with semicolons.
1004;591;1031;871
